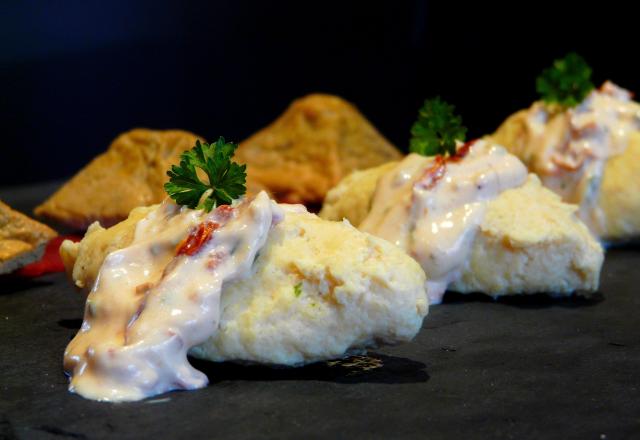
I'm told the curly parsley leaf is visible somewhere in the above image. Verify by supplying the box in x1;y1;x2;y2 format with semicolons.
409;97;467;157
164;137;247;211
536;52;594;108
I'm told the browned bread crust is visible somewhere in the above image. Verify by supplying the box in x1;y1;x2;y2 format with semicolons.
0;200;57;274
35;95;399;229
34;129;204;230
236;94;401;204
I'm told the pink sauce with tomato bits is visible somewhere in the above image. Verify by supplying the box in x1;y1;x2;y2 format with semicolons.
360;140;527;304
64;192;283;402
523;81;640;235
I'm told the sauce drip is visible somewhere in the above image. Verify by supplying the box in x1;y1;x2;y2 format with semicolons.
360;141;527;304
64;192;283;402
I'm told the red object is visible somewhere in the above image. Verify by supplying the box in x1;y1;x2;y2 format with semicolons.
415;139;479;191
416;155;447;190
16;235;81;277
176;221;219;256
449;139;477;162
216;204;234;220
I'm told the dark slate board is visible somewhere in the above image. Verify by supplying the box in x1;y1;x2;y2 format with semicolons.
1;185;639;440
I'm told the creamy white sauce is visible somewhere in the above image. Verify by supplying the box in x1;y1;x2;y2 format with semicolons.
64;192;283;402
360;141;527;304
523;81;640;235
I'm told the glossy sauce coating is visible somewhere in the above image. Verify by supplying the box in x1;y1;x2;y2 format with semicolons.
360;141;528;304
523;81;640;235
64;192;283;402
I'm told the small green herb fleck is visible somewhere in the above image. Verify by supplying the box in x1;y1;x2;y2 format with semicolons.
293;282;302;297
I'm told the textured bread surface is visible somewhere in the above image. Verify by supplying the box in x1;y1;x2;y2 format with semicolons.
0;200;57;274
236;94;401;204
35;129;205;230
37;95;399;229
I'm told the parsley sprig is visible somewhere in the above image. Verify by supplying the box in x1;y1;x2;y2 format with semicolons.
536;52;594;108
164;137;247;212
409;97;467;157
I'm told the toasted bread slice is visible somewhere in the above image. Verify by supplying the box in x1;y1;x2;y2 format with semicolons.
236;94;402;204
0;200;57;274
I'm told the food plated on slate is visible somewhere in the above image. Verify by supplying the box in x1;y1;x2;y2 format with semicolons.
60;138;427;401
7;53;640;405
321;98;603;304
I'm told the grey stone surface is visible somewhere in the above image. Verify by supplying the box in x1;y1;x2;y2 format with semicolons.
1;186;639;439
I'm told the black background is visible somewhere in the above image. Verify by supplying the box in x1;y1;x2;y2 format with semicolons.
1;0;637;184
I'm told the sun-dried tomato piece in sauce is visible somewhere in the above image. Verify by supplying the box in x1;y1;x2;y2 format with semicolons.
176;221;220;256
216;205;234;220
416;155;447;190
449;139;477;162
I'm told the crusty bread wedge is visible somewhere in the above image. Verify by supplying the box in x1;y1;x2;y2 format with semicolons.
1;200;57;275
36;95;399;230
235;94;402;204
321;165;603;297
34;129;205;230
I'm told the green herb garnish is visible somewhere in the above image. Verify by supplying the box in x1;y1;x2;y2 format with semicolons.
409;97;467;157
164;137;247;212
293;282;302;297
536;52;594;108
